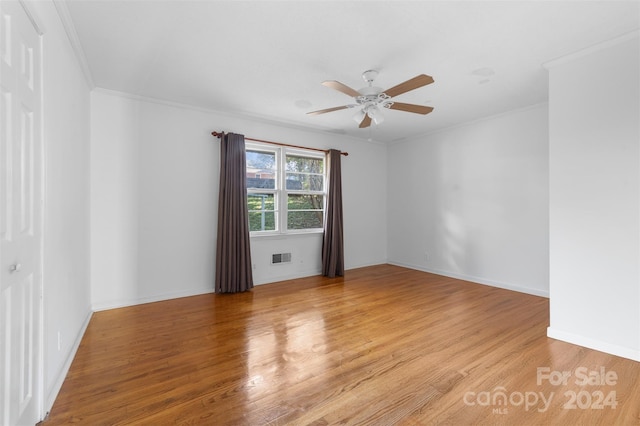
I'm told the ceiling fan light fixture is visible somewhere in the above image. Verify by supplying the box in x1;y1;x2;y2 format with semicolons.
367;106;384;125
353;109;366;124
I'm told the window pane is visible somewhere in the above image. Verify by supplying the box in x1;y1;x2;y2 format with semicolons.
247;150;276;189
288;211;323;230
248;193;275;210
287;194;324;210
248;193;276;231
285;155;323;173
285;173;323;191
249;212;276;232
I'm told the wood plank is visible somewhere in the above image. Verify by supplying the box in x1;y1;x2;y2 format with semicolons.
42;265;640;425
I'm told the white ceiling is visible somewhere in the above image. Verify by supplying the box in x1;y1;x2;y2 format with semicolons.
64;0;639;143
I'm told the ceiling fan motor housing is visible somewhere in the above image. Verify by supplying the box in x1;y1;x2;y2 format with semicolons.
358;71;393;112
356;91;393;111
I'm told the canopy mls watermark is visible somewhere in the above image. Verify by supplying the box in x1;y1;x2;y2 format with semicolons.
462;366;619;415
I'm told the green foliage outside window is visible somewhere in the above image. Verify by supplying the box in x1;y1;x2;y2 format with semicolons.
248;193;276;231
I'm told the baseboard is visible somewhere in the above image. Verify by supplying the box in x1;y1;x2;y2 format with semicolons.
92;288;214;312
387;261;549;298
547;327;640;362
346;260;389;271
45;309;93;416
253;269;322;286
252;261;388;285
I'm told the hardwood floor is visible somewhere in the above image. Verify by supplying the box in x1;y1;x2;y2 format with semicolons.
43;265;640;425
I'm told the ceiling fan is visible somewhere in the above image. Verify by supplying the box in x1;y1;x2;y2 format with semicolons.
307;70;434;128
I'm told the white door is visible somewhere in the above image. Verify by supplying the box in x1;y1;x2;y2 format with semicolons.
0;1;43;425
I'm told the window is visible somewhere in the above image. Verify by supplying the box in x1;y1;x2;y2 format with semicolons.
246;143;325;234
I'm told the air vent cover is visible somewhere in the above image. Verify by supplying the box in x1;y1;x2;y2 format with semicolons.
271;253;292;264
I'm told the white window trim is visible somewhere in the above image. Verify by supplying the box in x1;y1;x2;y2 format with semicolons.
246;142;326;236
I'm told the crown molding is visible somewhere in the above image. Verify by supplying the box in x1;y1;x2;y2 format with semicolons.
389;102;548;146
52;0;94;88
543;30;639;69
92;87;382;146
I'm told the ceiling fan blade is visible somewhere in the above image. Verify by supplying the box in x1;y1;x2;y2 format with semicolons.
322;80;361;98
359;114;372;128
388;102;434;115
383;74;434;98
306;105;354;116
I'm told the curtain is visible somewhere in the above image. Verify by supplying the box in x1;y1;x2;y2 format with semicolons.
322;149;344;277
215;132;254;293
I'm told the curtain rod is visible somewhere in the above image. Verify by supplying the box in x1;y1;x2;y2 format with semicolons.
211;131;348;156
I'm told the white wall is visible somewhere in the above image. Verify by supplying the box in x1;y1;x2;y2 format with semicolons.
547;34;640;361
387;104;549;296
90;90;387;309
90;93;140;306
28;0;93;414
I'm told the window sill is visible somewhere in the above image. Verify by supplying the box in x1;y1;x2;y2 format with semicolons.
250;230;324;240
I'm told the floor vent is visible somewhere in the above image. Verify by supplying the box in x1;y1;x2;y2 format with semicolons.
271;253;292;264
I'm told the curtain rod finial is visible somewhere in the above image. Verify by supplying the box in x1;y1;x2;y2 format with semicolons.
212;131;223;138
